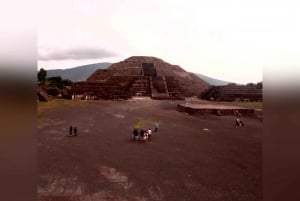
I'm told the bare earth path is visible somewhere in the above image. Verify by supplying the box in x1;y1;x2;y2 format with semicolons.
38;99;262;201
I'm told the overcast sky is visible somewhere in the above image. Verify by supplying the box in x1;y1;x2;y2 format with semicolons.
38;0;300;84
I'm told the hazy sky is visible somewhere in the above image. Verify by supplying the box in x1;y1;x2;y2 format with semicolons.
38;0;300;84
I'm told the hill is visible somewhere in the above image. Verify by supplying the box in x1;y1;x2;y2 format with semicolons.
46;63;112;81
195;73;229;86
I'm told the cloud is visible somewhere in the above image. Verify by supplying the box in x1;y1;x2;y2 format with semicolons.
38;46;117;61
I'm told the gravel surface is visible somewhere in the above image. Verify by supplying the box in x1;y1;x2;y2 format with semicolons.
38;99;262;201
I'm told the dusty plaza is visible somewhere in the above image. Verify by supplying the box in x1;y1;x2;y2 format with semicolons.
37;98;262;201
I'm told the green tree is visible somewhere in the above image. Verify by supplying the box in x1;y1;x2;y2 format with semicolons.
38;68;47;82
256;81;263;89
62;79;73;86
47;76;63;89
246;82;255;87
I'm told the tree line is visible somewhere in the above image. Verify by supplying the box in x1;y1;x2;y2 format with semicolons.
227;81;263;89
38;68;73;96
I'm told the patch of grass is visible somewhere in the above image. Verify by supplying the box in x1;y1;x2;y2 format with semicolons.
38;99;88;110
37;99;91;118
134;119;155;129
219;101;263;109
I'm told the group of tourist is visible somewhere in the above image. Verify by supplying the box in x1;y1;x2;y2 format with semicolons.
69;125;78;136
132;122;159;142
132;128;152;141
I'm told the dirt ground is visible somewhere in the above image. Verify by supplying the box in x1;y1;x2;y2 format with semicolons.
37;98;262;201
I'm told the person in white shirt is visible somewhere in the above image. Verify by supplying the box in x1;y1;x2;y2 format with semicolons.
147;128;152;140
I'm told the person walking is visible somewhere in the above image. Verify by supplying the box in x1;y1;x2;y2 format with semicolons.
74;127;78;136
69;126;73;136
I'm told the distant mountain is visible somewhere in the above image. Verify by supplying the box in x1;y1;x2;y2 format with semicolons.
45;62;229;85
46;63;112;81
195;73;229;86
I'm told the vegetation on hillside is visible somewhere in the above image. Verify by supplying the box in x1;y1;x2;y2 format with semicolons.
38;68;74;98
227;81;263;89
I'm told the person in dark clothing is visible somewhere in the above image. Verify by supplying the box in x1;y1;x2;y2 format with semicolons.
140;129;144;138
74;127;78;136
69;126;73;136
133;128;139;141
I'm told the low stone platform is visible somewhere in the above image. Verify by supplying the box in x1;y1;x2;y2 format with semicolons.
177;103;254;116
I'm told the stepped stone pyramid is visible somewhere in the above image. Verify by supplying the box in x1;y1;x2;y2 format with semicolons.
73;56;210;100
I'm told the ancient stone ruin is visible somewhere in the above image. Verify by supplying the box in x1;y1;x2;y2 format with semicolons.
201;85;263;101
177;103;255;116
73;56;210;100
